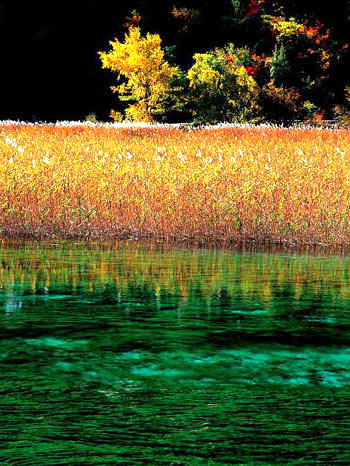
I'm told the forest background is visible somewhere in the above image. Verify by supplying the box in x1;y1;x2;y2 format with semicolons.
2;0;350;124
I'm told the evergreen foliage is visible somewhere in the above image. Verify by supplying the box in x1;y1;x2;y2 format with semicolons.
270;45;290;88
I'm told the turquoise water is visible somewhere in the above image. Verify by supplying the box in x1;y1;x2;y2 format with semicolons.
1;242;350;464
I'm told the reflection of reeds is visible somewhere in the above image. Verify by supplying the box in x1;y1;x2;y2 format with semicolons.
0;242;350;306
1;124;350;244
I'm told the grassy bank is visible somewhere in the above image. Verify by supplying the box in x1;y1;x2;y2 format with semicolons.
0;121;349;245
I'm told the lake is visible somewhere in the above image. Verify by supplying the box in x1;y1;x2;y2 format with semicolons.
1;241;350;465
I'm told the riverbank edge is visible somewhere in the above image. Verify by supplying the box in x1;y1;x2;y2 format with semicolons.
0;228;347;253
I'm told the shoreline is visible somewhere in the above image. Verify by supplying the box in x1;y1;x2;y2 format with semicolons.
0;230;347;254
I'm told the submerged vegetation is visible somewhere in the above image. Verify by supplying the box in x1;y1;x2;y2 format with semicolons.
0;121;349;245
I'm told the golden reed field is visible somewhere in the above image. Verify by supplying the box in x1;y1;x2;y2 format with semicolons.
0;121;349;245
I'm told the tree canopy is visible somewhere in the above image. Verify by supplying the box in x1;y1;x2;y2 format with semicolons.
1;0;349;121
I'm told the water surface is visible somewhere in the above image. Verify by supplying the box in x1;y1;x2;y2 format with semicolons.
1;242;350;464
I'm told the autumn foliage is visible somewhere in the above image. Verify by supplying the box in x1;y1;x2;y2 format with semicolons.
98;27;178;122
97;2;350;124
186;46;261;123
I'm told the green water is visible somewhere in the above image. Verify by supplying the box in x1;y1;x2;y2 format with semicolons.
1;242;350;465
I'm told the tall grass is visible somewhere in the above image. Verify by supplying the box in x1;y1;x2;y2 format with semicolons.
0;122;349;245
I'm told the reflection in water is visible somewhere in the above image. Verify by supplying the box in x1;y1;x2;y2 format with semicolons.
1;241;350;464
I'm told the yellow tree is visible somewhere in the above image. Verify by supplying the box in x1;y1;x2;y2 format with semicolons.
99;27;178;122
